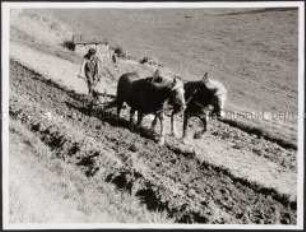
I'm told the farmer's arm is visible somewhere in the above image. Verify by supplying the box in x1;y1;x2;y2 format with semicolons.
78;59;87;79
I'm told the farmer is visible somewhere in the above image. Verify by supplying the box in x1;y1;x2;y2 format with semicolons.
81;47;101;98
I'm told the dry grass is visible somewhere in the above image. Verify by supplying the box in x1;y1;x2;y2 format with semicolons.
9;119;174;223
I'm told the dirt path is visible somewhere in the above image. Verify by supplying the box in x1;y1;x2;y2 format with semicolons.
9;60;297;224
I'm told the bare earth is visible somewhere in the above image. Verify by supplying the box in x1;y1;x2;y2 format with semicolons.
8;8;299;225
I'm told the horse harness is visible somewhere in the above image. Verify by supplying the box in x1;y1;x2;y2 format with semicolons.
185;85;217;111
185;87;199;105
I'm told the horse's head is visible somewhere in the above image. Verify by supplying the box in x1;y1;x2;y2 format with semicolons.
200;72;227;118
168;75;186;112
210;91;227;118
151;70;186;111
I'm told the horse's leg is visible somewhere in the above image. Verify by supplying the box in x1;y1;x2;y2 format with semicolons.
130;108;136;124
151;114;158;132
136;111;144;129
194;113;208;139
116;100;123;121
129;108;136;130
170;110;178;138
157;112;165;145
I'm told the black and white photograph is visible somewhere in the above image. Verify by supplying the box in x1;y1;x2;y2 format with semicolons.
1;1;305;230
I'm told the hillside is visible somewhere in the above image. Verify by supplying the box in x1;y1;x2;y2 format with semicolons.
8;8;299;225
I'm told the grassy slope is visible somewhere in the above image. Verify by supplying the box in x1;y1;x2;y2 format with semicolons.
49;8;298;114
47;8;298;146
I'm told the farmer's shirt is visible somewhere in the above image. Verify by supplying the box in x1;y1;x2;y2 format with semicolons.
84;56;100;83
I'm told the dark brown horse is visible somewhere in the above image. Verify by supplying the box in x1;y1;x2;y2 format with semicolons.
116;70;186;145
153;72;227;140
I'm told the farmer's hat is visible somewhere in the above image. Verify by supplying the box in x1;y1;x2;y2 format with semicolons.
84;48;97;59
87;48;97;55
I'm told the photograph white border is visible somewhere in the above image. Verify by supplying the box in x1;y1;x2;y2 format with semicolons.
2;1;305;230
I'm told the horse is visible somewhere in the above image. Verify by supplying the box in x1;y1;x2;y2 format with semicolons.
153;72;227;140
116;69;186;145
